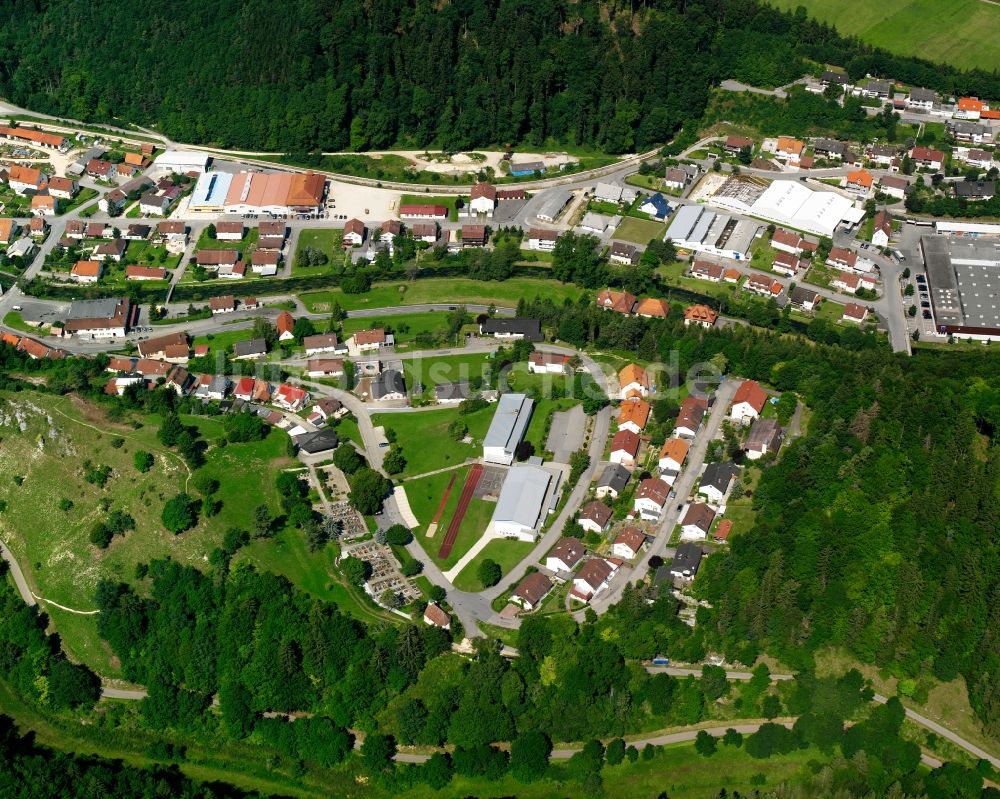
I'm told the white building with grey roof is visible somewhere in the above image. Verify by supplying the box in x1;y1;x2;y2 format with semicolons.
483;393;534;465
491;463;552;541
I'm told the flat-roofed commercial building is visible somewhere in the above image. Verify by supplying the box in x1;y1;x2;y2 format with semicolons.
921;235;1000;341
491;463;552;541
189;171;234;212
483;393;534;465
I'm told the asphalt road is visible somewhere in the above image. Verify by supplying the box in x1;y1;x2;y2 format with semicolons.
0;541;36;606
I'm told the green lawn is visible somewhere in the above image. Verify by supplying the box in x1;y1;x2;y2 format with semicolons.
451;537;535;591
333;415;363;449
2;311;41;335
408;466;495;572
0;392;295;677
401;352;495;400
124;239;182;270
197;226;259;252
300;277;582;313
401;193;462;221
658;261;738;301
293;228;345;275
371;405;493;478
625;173;664;191
803;263;836;290
340;311;464;351
767;0;1000;71
57;187;99;216
192;327;257;358
613;216;667;245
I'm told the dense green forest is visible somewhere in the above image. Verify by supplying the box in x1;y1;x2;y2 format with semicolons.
3;0;1000;153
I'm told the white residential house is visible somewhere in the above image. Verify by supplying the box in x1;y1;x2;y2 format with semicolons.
571;559;617;603
633;478;669;521
680;503;716;542
611;528;646;561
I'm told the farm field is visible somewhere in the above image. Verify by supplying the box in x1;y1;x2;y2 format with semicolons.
0;391;294;676
299;276;582;313
766;0;1000;72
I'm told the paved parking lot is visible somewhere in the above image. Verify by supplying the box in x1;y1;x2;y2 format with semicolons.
547;404;586;464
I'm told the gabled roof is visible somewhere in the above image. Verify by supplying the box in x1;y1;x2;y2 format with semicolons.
732;380;767;413
614;527;646;553
659;437;689;464
618;363;648;389
513;572;553;606
610;429;640;456
681;502;716;532
423;602;451;628
579;500;613;528
576;558;614;590
635;297;669;318
596;463;630;492
596;289;636;314
636;477;669;506
548;537;586;569
700;461;740;493
617;397;650;429
470;182;497;201
276;311;294;335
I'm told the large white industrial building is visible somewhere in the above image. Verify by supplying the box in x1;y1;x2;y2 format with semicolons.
664;204;761;260
490;463;552;541
153;150;211;175
707;176;865;238
483;393;534;465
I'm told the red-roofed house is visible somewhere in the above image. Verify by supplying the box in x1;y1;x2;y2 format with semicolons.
273;383;310;412
634;477;670;520
612;527;647;560
842;302;869;324
70;260;102;283
275;311;295;341
596;289;636;315
730;380;768;421
609;429;641;467
578;500;613;534
617;397;651;434
571;559;617;603
684;304;718;329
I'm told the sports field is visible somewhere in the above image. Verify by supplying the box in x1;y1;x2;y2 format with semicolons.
767;0;1000;72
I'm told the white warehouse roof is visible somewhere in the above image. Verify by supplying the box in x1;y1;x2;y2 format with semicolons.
491;464;552;532
153;149;211;172
749;180;864;238
484;393;534;462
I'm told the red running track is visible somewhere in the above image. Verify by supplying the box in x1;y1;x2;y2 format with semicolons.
437;464;483;559
429;473;458;527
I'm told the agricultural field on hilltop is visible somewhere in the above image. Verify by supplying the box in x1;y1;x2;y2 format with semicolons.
0;391;293;675
299;277;583;313
767;0;1000;72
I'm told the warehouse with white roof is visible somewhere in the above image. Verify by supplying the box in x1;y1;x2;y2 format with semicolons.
708;176;864;238
490;463;552;541
189;171;234;212
483;393;534;465
664;204;761;260
153;150;211;175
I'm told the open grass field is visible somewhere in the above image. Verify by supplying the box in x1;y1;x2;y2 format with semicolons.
613;216;668;245
400;351;495;400
293;228;345;275
0;391;294;677
192;327;257;359
658;261;739;301
371;404;494;478
451;536;535;591
340;310;464;350
2;311;41;335
766;0;1000;72
299;276;583;313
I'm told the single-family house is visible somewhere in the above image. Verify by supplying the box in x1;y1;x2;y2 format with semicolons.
30;194;55;216
658;437;689;474
669;542;703;580
841;302;870;324
571;558;617;603
306;359;345;378
872;210;892;247
209;295;237;314
596;289;636;315
273;383;310;412
724;135;754;155
846;169;874;195
714;520;733;544
593;182;623;203
690;259;724;282
909;146;945;171
680;502;716;541
635;297;669;318
86;159;117;181
309;397;345;422
27;217;47;238
137;331;188;362
617;397;651;434
275;311;295;342
618;363;649;399
70;260;102;284
527;227;558;251
460;224;487;247
195;375;231;401
412;222;439;244
342;218;365;246
698;461;740;504
0;218;20;244
528;351;571;375
250;250;279;275
639;191;671;219
303;333;347;356
350;328;393;353
546;537;586;575
955;180;996;201
578;500;613;534
47;176;77;200
94;239;127;262
595;463;630;500
745;417;784;460
371;370;407;401
234;377;273;402
197;249;239;269
675;395;708;438
730;379;767;421
634;478;670;520
215;220;244;241
771;251;800;277
790;286;821;312
612;527;647;560
744;272;784;299
684;304;717;328
609;241;640;265
832;272;877;295
511;572;554;611
907;87;938;111
8;164;47;195
232;338;268;360
609;429;641;467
